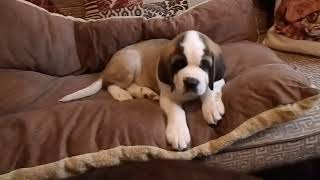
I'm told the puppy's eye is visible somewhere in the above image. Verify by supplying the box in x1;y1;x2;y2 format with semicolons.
172;58;187;72
200;59;211;71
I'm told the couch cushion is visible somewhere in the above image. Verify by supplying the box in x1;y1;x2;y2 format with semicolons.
0;0;82;76
205;51;320;172
0;41;318;178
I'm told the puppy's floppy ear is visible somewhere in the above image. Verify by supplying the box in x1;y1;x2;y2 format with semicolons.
158;53;174;88
209;51;225;90
199;33;225;90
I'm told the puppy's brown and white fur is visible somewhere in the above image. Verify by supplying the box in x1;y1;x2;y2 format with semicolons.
59;30;226;151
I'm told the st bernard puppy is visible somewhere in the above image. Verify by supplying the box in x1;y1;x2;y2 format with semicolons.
59;30;226;151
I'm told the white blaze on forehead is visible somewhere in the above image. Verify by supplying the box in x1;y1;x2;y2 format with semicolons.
181;31;205;65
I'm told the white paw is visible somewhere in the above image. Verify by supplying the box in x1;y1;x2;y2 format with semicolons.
107;85;133;101
166;121;191;151
202;92;225;125
127;84;159;100
140;87;159;100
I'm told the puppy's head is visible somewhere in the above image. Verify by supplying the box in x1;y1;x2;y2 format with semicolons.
158;31;225;96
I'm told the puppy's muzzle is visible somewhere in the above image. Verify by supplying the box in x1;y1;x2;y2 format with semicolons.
184;77;199;93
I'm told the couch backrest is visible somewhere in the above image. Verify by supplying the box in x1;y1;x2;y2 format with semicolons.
0;0;82;76
0;0;258;76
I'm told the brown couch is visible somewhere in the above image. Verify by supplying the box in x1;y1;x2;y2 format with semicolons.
0;0;319;179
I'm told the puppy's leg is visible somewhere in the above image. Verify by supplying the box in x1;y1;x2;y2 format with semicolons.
160;95;190;151
107;85;133;101
102;50;140;101
201;79;225;125
126;83;159;100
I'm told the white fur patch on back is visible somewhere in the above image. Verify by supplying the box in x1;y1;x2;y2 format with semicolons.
181;31;205;65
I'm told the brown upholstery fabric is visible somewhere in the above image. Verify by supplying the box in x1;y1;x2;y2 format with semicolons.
0;0;319;179
0;0;81;76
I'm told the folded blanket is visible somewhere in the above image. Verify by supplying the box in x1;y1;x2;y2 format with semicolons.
263;0;320;57
275;0;320;41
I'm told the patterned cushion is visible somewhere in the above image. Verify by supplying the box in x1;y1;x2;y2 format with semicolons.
84;0;203;19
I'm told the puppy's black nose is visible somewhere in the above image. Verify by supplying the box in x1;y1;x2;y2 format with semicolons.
184;77;199;92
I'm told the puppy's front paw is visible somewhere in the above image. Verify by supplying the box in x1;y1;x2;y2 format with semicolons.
127;85;159;101
139;87;159;100
166;122;191;151
202;92;225;125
